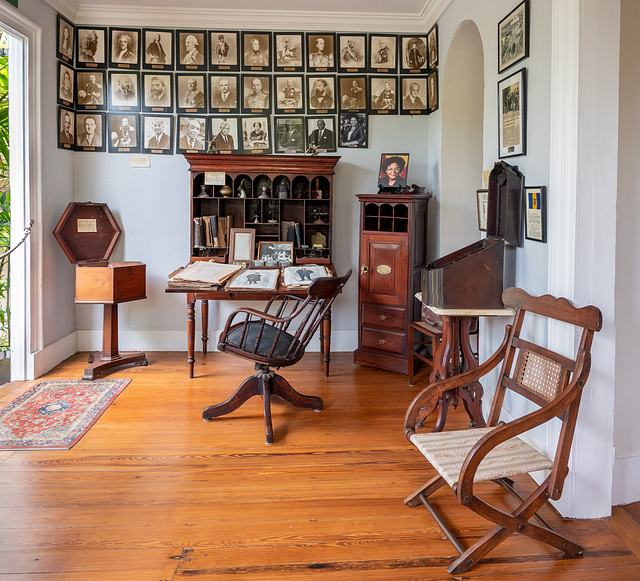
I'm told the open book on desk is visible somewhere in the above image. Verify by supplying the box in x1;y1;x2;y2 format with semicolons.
167;261;242;288
282;265;332;289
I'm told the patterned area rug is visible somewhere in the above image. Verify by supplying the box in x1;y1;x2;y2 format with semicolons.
0;378;131;450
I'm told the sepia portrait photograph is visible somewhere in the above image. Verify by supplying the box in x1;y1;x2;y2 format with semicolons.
143;29;173;69
241;32;272;71
75;112;106;151
307;75;336;114
427;24;439;70
177;74;207;113
275;116;305;153
76;27;107;68
176;30;207;70
370;35;397;73
109;28;141;69
339;111;367;148
307;116;336;153
338;34;366;72
275;75;304;114
242;116;271;153
210;31;239;70
108;113;139;153
498;0;529;73
141;114;174;154
209;74;239;113
307;33;336;72
274;33;304;72
57;62;74;107
427;69;439;113
242;75;271;113
401;35;428;72
400;76;428;114
210;116;240;152
76;71;106;110
108;72;140;111
338;76;366;112
57;14;74;62
141;73;173;112
58;107;75;150
370;77;398;114
176;115;207;152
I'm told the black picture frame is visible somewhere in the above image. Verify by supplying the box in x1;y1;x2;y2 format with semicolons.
56;14;74;63
57;61;75;108
337;33;367;73
209;31;240;71
176;73;207;114
141;114;174;155
427;68;439;113
306;116;337;153
400;35;428;73
142;29;174;70
58;106;75;150
498;67;527;158
369;76;398;115
108;27;141;70
369;34;398;73
307;75;336;114
75;26;107;69
274;75;305;115
399;76;428;115
241;115;272;154
75;111;106;151
241;31;272;72
76;70;106;111
241;74;272;114
274;32;304;72
108;71;140;112
525;186;547;242
141;72;174;113
176;115;208;153
377;153;410;188
306;33;337;72
338;111;367;148
176;30;207;71
498;0;530;74
209;116;241;153
209;73;240;113
108;113;140;153
338;76;367;113
427;24;439;70
476;189;488;231
275;116;306;153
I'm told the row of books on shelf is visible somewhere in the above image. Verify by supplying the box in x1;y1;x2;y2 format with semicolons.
193;215;234;248
167;261;332;291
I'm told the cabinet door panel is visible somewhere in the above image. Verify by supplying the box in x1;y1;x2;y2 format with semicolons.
360;234;408;306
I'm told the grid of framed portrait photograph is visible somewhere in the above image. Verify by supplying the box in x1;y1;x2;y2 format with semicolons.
58;19;441;153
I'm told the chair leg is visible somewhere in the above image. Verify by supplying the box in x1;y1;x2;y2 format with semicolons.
202;374;261;420
270;373;323;411
404;474;446;507
260;371;274;445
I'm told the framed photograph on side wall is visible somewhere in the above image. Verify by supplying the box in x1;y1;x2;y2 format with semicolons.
76;71;106;110
58;107;75;150
209;74;239;113
109;27;141;69
498;0;529;74
176;29;207;71
307;33;336;72
141;72;173;113
176;73;207;114
274;32;304;72
108;113;140;153
143;29;173;70
427;69;439;113
57;14;74;63
57;62;74;108
141;114;174;155
400;76;428;115
210;31;239;71
427;24;438;70
275;116;305;153
401;35;428;73
76;26;107;69
338;111;367;148
525;186;547;242
476;189;488;231
337;34;367;73
498;67;527;158
210;116;240;152
242;116;271;153
241;31;272;71
75;112;106;151
370;77;397;114
378;153;409;189
275;75;304;114
108;71;140;111
370;34;397;73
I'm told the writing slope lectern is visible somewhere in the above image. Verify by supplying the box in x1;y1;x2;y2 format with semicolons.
54;202;148;380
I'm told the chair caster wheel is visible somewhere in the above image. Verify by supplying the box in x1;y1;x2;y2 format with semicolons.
203;417;212;422
314;408;322;412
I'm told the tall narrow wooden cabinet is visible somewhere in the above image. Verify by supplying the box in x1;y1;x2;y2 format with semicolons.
354;193;430;374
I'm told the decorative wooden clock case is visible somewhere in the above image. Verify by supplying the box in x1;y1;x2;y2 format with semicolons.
183;154;340;265
354;192;431;374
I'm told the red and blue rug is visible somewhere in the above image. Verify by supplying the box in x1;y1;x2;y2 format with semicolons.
0;378;131;450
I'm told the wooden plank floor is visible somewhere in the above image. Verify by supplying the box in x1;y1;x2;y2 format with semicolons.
0;351;639;580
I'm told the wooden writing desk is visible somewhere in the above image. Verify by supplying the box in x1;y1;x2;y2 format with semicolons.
165;278;335;379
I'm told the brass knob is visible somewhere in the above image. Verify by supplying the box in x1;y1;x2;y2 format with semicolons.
360;264;369;275
379;314;387;321
379;339;386;345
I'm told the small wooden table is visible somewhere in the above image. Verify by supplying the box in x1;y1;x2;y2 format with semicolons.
416;298;513;431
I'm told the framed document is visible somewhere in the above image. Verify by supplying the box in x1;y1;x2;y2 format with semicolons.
498;67;527;158
476;189;489;231
525;186;547;242
229;228;256;264
498;0;530;74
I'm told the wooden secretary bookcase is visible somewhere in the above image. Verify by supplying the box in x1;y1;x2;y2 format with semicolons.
184;154;340;265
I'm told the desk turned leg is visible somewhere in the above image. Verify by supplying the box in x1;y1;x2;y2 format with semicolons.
321;308;332;377
458;317;485;428
187;298;196;379
83;303;147;381
201;300;209;355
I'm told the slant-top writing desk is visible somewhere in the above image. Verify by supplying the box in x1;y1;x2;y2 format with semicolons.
169;153;340;377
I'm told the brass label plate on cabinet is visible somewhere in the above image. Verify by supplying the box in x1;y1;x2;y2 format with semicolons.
376;264;392;275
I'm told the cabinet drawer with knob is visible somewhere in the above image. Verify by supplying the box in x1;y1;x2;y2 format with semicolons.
361;303;406;331
360;327;406;356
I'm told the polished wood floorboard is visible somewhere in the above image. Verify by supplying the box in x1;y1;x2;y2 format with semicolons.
0;351;639;580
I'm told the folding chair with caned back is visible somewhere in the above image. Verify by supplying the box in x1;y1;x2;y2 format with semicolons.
403;287;602;574
204;270;351;444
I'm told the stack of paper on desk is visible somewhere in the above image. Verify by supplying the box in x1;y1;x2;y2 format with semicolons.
226;268;280;291
282;265;332;288
167;262;242;288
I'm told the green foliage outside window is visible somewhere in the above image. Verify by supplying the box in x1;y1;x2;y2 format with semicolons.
0;33;10;349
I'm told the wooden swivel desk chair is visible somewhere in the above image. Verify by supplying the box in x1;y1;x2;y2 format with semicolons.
403;287;602;574
204;270;351;444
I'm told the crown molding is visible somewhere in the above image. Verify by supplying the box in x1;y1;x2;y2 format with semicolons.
43;1;454;31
